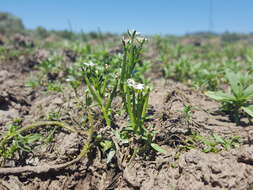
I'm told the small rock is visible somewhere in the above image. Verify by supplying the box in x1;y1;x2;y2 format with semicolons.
0;70;9;83
184;150;201;164
53;97;63;105
237;145;253;164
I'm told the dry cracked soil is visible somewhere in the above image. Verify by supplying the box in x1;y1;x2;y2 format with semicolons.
0;43;253;190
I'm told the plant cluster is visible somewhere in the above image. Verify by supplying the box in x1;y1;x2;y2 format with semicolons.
159;37;253;91
64;30;166;159
2;28;250;171
206;70;253;122
184;133;240;153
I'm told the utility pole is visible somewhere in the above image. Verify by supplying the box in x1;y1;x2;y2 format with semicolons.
208;0;213;32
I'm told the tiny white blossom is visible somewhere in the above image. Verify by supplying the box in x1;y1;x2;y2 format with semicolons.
66;77;75;82
136;37;147;42
128;29;135;35
134;83;145;90
128;29;140;36
122;36;131;44
127;79;145;90
83;61;96;67
127;79;136;87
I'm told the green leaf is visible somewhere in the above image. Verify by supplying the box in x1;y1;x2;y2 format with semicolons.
213;134;225;144
141;88;150;119
225;71;241;96
25;134;42;144
105;80;118;111
100;140;113;152
203;146;212;153
151;143;167;154
243;84;253;98
242;105;253;117
205;91;234;101
84;76;103;107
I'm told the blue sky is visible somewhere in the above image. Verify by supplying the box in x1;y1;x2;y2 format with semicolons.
1;0;253;35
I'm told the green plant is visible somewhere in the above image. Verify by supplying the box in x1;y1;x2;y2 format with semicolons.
0;121;77;162
184;133;240;153
123;79;150;134
206;70;253;122
38;55;62;75
83;62;118;127
120;30;146;92
47;81;63;92
193;66;221;90
47;111;61;121
0;12;25;35
0;47;7;60
99;140;116;163
164;57;193;83
0;124;42;159
70;30;166;158
117;30;166;154
39;58;57;74
25;78;40;88
182;104;193;125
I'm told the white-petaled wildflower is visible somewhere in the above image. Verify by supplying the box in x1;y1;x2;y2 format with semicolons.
66;76;75;82
136;36;147;43
82;61;96;67
135;31;141;36
127;79;145;90
134;83;145;90
127;79;136;87
128;29;140;36
122;36;131;44
128;29;135;35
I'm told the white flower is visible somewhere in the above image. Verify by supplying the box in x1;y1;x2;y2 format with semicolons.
127;78;145;90
128;29;140;36
136;37;147;42
122;36;131;44
127;79;136;87
83;61;96;67
66;76;75;82
135;31;141;36
128;29;135;35
134;83;144;90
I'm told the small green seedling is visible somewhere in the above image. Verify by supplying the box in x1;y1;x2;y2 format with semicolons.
100;140;116;163
25;78;40;88
184;133;240;153
182;104;193;124
200;134;239;153
206;70;253;122
47;81;63;92
0;124;42;159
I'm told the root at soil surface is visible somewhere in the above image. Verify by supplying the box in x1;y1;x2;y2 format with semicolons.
0;121;94;175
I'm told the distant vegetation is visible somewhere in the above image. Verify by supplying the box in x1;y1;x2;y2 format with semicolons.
1;11;253;43
0;12;116;42
0;12;25;34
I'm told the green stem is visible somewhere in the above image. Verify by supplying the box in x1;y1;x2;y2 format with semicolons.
84;76;112;127
101;106;111;127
